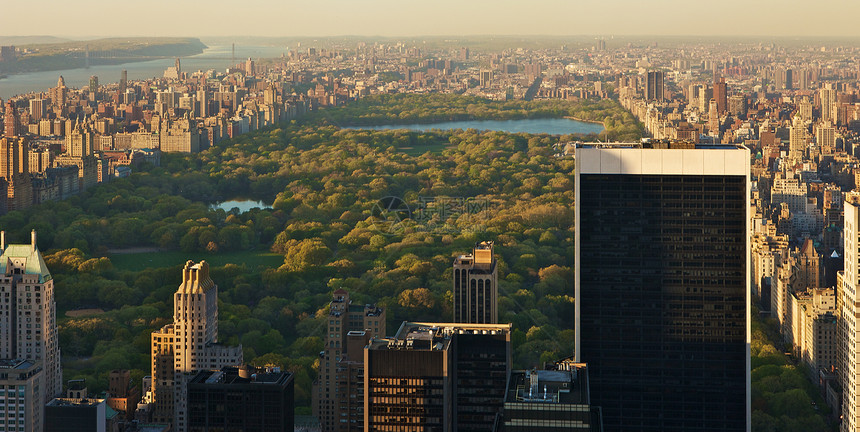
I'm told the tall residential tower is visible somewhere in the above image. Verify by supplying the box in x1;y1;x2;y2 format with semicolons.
151;261;242;432
0;231;62;402
312;290;385;432
840;194;860;431
453;241;498;324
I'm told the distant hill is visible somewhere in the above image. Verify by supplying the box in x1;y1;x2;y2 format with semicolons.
0;36;71;46
0;37;207;75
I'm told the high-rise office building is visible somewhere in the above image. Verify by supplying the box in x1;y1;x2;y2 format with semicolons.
119;70;128;93
364;322;511;432
88;76;98;94
714;77;727;115
45;397;107;432
312;290;385;432
645;71;664;101
150;261;242;432
0;231;62;404
187;366;294;432
453;241;498;324
783;68;793;90
575;143;750;432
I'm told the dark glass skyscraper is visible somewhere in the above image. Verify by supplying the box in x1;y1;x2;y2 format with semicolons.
575;143;751;432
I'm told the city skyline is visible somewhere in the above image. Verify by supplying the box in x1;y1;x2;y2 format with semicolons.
3;0;860;38
1;16;856;429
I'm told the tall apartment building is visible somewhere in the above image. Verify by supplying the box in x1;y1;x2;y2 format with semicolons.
28;99;46;123
364;322;511;432
816;121;837;154
4;100;19;138
0;359;44;432
0;136;33;212
751;232;789;305
50;77;67;114
575;143;750;431
839;193;860;431
772;250;796;337
788;288;837;376
820;83;837;124
453;241;498;324
708;98;720;136
728;94;747;117
789;115;808;163
644;71;664;101
798;98;814;123
0;231;62;404
106;369;140;420
54;122;98;192
312;290;385;432
771;173;808;214
480;70;493;87
159;115;201;153
150;261;242;432
795;238;821;291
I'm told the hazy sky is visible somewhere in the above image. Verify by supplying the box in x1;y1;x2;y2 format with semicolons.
3;0;860;38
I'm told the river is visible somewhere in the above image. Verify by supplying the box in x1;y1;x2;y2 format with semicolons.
0;44;289;100
346;118;605;135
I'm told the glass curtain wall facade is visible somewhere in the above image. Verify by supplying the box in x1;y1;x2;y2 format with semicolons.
575;145;751;432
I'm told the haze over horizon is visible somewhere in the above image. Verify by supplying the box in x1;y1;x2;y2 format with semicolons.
3;0;860;39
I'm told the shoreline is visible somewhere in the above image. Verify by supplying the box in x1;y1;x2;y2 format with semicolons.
342;116;607;130
0;53;202;82
563;116;606;127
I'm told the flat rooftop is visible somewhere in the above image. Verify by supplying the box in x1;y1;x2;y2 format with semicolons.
47;398;104;407
576;141;746;150
369;322;511;352
189;367;293;387
505;366;589;405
